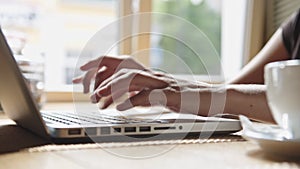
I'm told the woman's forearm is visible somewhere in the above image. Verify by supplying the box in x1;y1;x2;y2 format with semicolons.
224;85;274;123
198;84;275;123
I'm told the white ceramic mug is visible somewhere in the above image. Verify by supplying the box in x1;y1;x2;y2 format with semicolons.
265;60;300;139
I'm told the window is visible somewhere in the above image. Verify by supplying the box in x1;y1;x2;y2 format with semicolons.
150;0;222;75
1;0;249;94
0;0;118;91
118;0;222;78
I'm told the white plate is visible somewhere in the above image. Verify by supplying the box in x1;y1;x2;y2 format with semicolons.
243;132;300;157
239;115;300;157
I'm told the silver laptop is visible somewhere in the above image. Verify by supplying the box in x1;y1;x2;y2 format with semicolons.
0;28;241;142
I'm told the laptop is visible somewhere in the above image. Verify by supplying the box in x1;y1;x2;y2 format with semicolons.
0;28;241;143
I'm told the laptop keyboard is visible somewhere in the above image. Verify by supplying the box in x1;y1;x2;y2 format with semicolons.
41;111;166;125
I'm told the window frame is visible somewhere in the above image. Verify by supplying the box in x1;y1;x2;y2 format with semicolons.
46;0;152;102
221;0;251;81
46;0;252;102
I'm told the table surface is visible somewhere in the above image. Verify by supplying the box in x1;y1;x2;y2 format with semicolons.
0;102;299;169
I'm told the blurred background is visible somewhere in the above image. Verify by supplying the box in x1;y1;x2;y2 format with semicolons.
0;0;221;86
0;0;299;110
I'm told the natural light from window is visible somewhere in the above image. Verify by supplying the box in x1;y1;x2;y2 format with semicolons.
1;0;248;92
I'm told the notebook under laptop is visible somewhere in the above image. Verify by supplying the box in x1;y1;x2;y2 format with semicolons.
0;28;241;143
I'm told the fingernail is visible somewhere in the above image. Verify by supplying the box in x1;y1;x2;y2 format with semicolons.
116;103;130;111
90;94;98;103
84;88;89;94
98;101;104;109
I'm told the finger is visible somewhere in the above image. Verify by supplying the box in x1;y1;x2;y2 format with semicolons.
101;91;138;108
99;96;114;109
95;69;128;91
91;72;142;103
99;90;127;109
80;56;119;71
116;90;152;111
90;93;101;104
94;72;168;98
92;83;141;104
93;72;136;98
95;68;137;92
82;69;96;93
72;75;83;83
93;67;116;91
129;91;138;97
90;85;130;104
80;57;102;71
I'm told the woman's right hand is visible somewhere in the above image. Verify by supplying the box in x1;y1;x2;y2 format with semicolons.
72;55;147;93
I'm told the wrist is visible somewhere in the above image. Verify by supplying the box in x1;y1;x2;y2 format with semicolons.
198;86;227;116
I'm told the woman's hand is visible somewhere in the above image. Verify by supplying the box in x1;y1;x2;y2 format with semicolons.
73;55;220;116
72;55;146;93
89;67;215;116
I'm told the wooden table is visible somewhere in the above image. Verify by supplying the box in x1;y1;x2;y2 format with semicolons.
0;102;299;169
